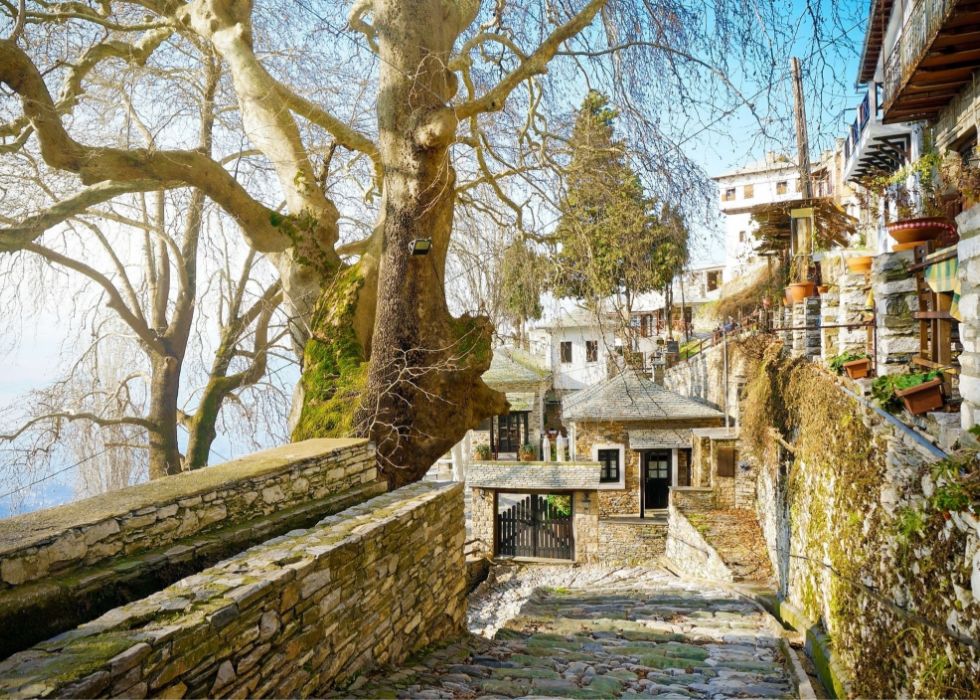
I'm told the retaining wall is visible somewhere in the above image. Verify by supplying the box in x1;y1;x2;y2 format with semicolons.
0;438;384;657
0;481;466;699
664;506;734;582
597;519;667;565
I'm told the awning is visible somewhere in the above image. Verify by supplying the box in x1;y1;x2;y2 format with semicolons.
505;392;536;412
628;429;692;450
924;248;961;321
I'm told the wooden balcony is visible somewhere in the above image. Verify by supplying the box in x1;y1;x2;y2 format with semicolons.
882;0;980;123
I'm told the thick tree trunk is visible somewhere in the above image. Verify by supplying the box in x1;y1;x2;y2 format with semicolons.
295;1;504;488
147;354;182;479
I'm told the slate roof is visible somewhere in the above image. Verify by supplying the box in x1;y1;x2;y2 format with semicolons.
562;369;724;423
483;346;550;388
468;463;601;490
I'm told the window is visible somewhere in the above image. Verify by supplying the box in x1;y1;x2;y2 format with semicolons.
738;230;747;243
715;444;736;477
706;270;721;291
560;341;572;364
598;449;620;483
722;187;736;201
776;181;788;195
743;184;754;199
586;340;598;363
494;412;529;454
677;448;692;487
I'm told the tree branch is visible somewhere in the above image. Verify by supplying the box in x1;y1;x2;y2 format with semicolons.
454;0;606;119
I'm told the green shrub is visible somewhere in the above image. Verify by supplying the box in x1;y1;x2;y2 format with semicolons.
871;371;940;411
474;443;492;460
829;351;868;374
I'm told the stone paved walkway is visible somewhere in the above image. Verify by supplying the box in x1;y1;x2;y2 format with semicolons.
330;566;798;699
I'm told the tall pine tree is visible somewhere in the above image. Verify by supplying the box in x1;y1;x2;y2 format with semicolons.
552;91;688;323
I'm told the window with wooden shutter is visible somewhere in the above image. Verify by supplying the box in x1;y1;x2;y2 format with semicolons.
715;445;736;477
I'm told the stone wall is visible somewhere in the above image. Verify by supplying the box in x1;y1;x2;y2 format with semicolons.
665;507;734;583
0;439;384;657
574;421;640;516
0;481;466;699
662;343;747;425
956;206;980;431
596;519;667;565
790;298;821;359
819;289;840;360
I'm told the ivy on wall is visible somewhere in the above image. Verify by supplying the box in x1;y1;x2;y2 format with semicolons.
737;336;979;698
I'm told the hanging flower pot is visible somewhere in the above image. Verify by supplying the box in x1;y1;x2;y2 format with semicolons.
842;357;872;379
846;255;873;274
785;281;816;303
894;378;944;415
886;217;953;246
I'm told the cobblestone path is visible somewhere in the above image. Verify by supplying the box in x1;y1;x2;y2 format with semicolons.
332;567;798;699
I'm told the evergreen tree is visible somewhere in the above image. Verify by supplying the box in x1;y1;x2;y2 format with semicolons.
500;239;544;348
551;91;689;321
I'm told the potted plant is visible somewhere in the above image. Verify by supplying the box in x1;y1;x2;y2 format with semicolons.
861;153;957;250
785;255;816;303
518;443;537;461
895;376;944;415
830;351;871;379
474;443;492;461
871;371;943;414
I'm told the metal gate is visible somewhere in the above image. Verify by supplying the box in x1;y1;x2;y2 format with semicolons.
496;494;574;560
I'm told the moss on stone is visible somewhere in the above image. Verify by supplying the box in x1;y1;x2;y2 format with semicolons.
293;265;369;441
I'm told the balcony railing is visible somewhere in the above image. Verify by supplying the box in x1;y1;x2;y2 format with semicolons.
882;0;957;111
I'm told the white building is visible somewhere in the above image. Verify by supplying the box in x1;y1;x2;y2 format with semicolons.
533;307;617;392
712;153;803;281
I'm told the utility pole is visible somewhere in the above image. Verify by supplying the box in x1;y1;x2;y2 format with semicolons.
790;56;814;282
791;57;813;199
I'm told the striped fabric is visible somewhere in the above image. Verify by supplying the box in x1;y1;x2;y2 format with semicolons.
924;250;961;321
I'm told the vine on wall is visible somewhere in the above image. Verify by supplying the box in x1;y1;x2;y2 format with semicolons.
737;336;979;698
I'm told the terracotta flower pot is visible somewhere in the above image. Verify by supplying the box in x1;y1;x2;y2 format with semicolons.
817;284;830;294
892;241;927;252
786;281;816;303
846;255;873;274
842;357;871;379
886;217;952;245
895;378;944;415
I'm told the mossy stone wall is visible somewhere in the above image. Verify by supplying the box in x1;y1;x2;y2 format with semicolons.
0;481;467;699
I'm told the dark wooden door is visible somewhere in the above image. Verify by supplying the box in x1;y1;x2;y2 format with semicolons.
496;494;573;559
643;451;671;511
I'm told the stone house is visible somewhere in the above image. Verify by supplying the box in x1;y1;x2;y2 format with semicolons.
469;346;551;459
563;369;726;517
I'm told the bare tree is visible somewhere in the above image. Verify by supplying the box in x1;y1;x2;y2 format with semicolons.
0;0;867;486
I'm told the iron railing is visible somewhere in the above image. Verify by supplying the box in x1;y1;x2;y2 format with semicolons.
882;0;957;111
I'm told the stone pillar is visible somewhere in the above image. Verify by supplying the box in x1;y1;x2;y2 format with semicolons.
872;251;920;375
469;488;495;557
791;298;821;359
781;306;793;348
573;490;600;563
837;271;870;355
820;290;840;361
956;207;980;431
541;434;551;462
556;434;567;462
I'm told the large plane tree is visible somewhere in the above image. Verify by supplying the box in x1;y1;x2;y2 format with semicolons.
0;0;852;487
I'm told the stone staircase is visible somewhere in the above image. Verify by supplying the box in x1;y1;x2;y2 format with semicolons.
682;508;775;585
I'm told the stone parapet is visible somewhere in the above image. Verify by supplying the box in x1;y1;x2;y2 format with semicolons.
837;272;871;355
0;439;384;657
819;290;840;361
468;461;602;490
0;481;466;699
665;507;734;583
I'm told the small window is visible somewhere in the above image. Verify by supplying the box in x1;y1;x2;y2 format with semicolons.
738;230;747;243
716;445;736;477
706;270;721;291
560;341;572;364
586;340;598;363
722;187;736;201
598;449;620;483
776;181;788;195
743;184;754;199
